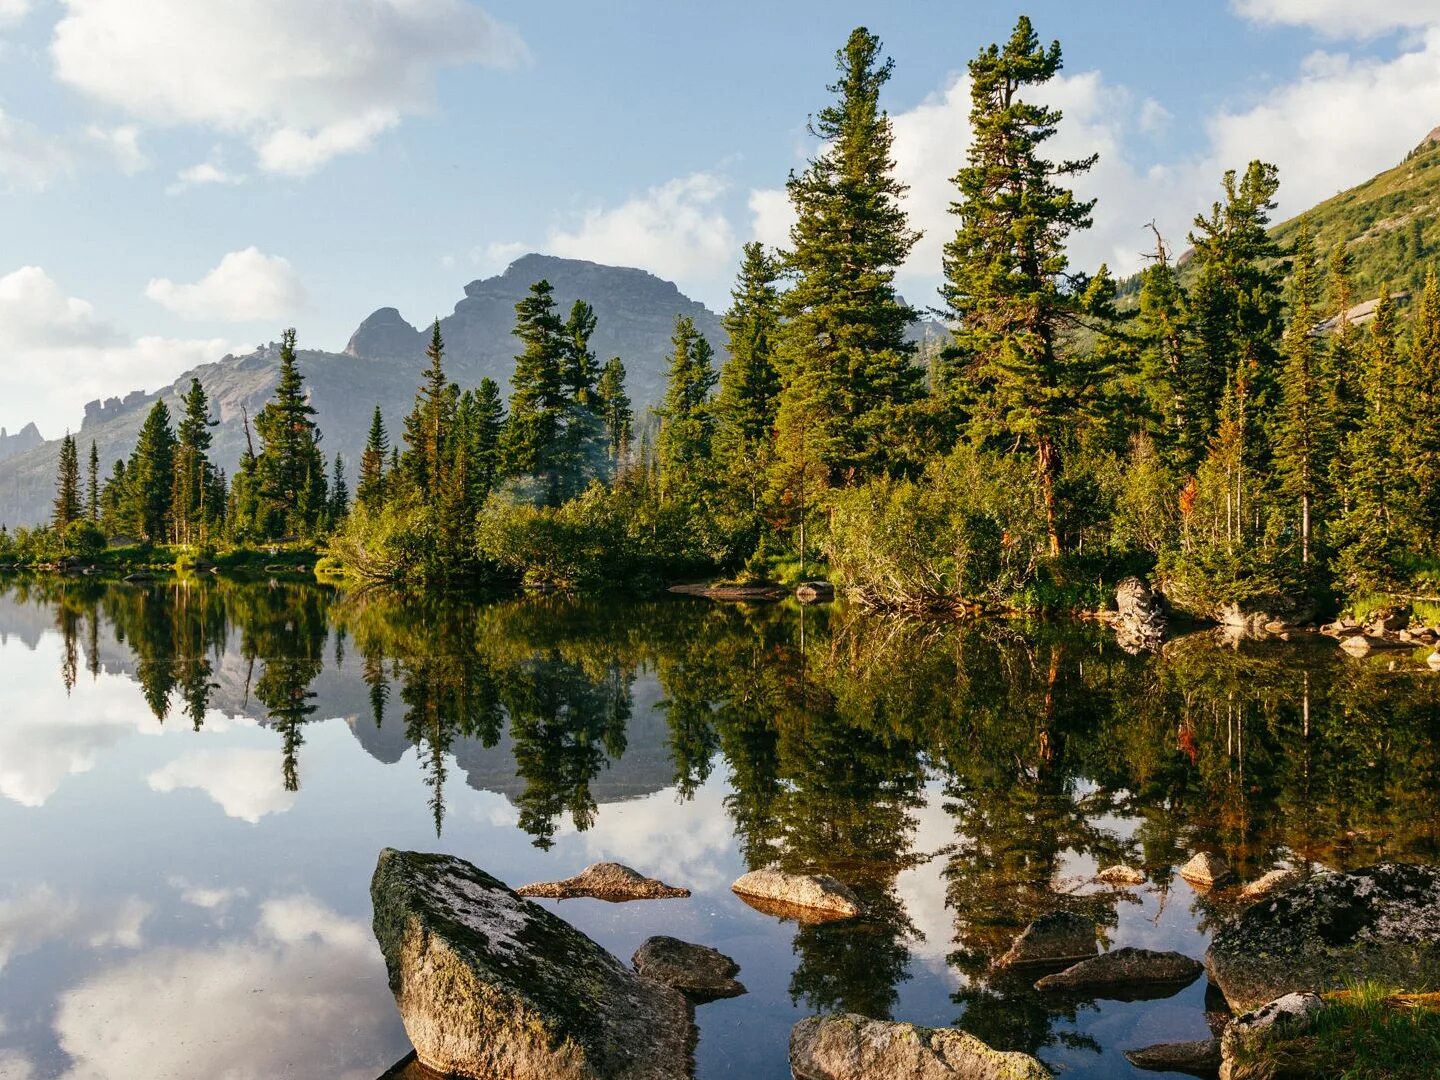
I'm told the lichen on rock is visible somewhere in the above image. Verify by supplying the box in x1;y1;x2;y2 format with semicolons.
790;1013;1051;1080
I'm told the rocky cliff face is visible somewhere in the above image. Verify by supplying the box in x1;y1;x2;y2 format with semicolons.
0;423;43;464
0;255;726;528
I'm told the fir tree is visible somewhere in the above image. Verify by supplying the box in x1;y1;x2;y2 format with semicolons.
253;330;327;537
1274;225;1326;563
358;406;389;509
1133;228;1195;464
52;433;82;529
595;358;633;467
715;243;782;502
503;280;570;506
173;378;217;544
560;299;604;497
941;15;1110;556
329;455;350;522
772;26;919;492
402;320;453;499
469;377;506;503
127;402;176;541
657;316;718;503
86;440;99;523
1403;268;1440;545
99;459;128;536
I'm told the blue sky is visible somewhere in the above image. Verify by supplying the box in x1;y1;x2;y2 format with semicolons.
2;0;1439;435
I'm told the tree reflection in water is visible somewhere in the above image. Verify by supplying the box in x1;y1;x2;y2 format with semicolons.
14;575;1440;1062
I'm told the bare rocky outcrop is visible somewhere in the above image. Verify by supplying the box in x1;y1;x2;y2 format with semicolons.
371;849;694;1080
1236;868;1301;903
1206;863;1440;1012
1034;947;1203;996
789;1014;1052;1080
1180;851;1231;889
995;911;1097;970
1095;864;1145;886
731;868;862;922
1123;1038;1221;1076
516;862;690;902
1218;992;1324;1080
632;936;745;1001
1113;577;1167;652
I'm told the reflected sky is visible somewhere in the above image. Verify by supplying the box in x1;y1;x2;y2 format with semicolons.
0;579;1436;1079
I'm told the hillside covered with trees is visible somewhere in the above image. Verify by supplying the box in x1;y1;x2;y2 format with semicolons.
10;16;1440;623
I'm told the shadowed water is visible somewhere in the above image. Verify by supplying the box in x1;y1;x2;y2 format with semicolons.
0;577;1436;1079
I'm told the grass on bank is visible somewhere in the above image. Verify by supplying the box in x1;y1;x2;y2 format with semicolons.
1231;984;1440;1080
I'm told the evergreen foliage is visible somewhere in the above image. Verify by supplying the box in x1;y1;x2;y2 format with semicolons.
252;330;327;538
52;433;82;530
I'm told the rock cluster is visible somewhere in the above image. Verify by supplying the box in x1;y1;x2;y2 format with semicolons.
1322;609;1438;654
371;849;694;1080
516;862;690;902
789;1014;1052;1080
1113;577;1167;652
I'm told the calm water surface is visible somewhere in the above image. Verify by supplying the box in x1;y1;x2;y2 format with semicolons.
0;578;1437;1079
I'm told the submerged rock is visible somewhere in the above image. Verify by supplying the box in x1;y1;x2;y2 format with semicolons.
1180;851;1231;889
790;1014;1052;1080
516;862;690;901
795;580;836;604
1034;947;1203;995
1096;864;1146;886
632;936;744;1001
731;868;862;922
996;911;1098;969
1206;862;1440;1011
1123;1038;1221;1076
371;849;694;1080
1218;992;1324;1080
1236;868;1301;903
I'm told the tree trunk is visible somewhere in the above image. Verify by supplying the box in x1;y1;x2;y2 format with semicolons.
1037;437;1060;557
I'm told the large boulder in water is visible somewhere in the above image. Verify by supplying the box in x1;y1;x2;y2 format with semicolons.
1113;577;1167;652
632;936;745;1001
1206;862;1440;1011
790;1014;1051;1080
371;849;694;1080
731;868;862;922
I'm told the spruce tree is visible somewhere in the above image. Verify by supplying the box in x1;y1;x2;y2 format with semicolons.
1403;268;1440;545
1274;225;1326;563
503;280;570;506
715;243;782;502
560;299;603;497
358;405;389;509
470;377;506;502
402;320;453;499
86;440;99;522
53;433;82;529
941;15;1110;556
595;358;634;466
99;459;128;536
772;26;919;493
1133;229;1195;464
127;402;176;541
329;455;350;522
173;378;217;544
253;330;326;537
1323;241;1363;499
656;316;718;503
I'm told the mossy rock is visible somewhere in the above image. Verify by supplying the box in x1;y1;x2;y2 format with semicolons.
371;849;694;1080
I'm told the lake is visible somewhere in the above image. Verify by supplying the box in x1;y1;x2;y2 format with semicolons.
0;578;1436;1079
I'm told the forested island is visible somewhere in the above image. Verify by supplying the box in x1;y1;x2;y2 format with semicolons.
7;16;1440;633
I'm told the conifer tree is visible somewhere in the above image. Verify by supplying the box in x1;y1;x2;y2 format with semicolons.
503;280;570;506
1133;228;1195;464
99;459;128;536
329;455;350;522
1274;225;1326;563
715;243;782;501
402;320;453;499
53;433;82;529
657;316;718;503
127;402;176;541
173;379;217;544
772;26;919;493
595;358;633;466
1323;242;1363;496
563;300;599;406
86;440;99;522
253;330;326;537
1403;268;1440;545
469;377;506;502
559;299;603;497
358;406;389;509
941;15;1110;556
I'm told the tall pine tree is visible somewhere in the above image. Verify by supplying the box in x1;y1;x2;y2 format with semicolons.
595;358;633;467
1274;225;1327;563
127;402;176;541
715;242;782;505
657;317;718;505
503;281;570;506
358;405;389;509
53;433;82;529
253;330;327;537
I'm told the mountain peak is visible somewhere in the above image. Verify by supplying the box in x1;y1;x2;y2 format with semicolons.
345;306;422;359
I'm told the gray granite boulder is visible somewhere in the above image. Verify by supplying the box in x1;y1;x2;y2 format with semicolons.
516;862;690;901
1180;851;1231;889
632;936;744;1001
1123;1038;1221;1076
1095;864;1145;886
371;849;694;1080
996;911;1098;969
1034;947;1203;995
1206;862;1440;1011
790;1014;1051;1080
731;868;862;922
1218;992;1324;1080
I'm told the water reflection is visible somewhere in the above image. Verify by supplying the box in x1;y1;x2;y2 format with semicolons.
1;576;1438;1076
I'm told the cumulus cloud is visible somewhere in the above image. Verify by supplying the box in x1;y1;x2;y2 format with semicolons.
545;172;739;284
1232;0;1440;36
0;0;30;26
50;0;527;175
0;266;230;435
0;108;72;189
83;124;147;175
51;895;398;1080
0;886;149;973
146;247;304;322
147;748;296;823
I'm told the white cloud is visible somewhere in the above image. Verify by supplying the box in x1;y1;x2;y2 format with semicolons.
51;0;528;175
1233;0;1440;36
0;0;30;27
84;124;147;175
167;159;245;195
51;895;396;1080
747;187;793;253
1138;99;1173;138
0;886;149;972
147;748;296;823
0;266;230;436
545;172;738;284
146;247;304;322
0;108;72;189
443;239;528;274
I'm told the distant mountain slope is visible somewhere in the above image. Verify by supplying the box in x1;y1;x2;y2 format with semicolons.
0;424;43;464
0;255;727;528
